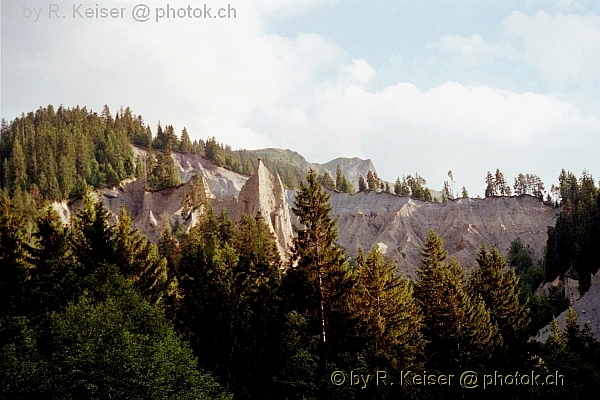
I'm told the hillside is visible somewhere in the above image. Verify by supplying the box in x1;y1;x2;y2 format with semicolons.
319;190;556;277
52;146;558;278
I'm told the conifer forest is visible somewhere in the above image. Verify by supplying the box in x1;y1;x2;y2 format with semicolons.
1;106;599;399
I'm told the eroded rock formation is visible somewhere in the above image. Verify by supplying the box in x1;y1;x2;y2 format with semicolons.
328;191;559;278
232;159;293;260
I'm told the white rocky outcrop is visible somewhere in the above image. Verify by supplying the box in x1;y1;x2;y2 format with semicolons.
56;145;559;277
132;146;248;199
233;159;294;260
537;272;600;341
328;191;559;278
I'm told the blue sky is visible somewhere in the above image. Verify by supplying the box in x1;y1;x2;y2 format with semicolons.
2;0;599;197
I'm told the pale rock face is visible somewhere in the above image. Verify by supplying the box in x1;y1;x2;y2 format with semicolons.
235;159;294;261
53;175;214;243
537;272;600;341
57;145;558;276
328;191;559;278
132;146;248;199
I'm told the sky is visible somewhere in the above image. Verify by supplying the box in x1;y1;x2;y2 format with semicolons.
2;0;600;197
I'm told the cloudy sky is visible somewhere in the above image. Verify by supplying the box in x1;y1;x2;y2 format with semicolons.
2;0;599;196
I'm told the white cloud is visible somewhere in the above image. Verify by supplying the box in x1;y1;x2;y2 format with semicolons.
503;11;600;88
428;34;518;66
554;0;581;10
251;0;339;19
3;1;599;195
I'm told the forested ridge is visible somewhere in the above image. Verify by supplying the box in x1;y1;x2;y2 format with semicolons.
1;105;600;398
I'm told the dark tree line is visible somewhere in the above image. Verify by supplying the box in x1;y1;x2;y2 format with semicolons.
2;105;600;398
0;105;135;201
2;167;600;398
545;170;600;291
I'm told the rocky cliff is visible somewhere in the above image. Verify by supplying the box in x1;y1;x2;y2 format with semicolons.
537;272;600;341
327;191;559;278
222;158;294;260
53;175;214;243
54;146;559;277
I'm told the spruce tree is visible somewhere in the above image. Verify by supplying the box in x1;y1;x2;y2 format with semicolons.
470;244;529;348
114;204;170;305
415;230;497;372
179;127;192;153
285;168;350;374
335;165;344;191
318;171;335;190
358;176;367;192
69;193;115;278
366;170;377;191
354;247;424;373
485;171;496;197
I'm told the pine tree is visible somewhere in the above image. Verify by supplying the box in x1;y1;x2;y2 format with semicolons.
285;168;349;371
181;175;208;218
179;127;192;153
470;244;529;347
358;176;367;192
114;204;170;305
317;171;335;190
28;207;78;317
0;195;31;319
461;186;469;198
335;165;344;191
366;171;377;191
8;137;27;194
354;247;424;373
485;171;496;197
443;181;452;201
415;230;497;372
69;192;115;277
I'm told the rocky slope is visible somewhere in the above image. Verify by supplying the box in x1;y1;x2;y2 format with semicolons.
245;148;378;187
215;159;294;260
55;147;558;278
327;191;559;278
537;272;600;341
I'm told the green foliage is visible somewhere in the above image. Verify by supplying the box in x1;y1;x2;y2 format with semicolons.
353;247;425;377
530;311;600;400
149;145;182;190
318;171;336;190
366;170;379;191
358;175;367;192
485;169;512;197
415;230;498;373
470;245;529;347
461;186;469;198
286;169;348;344
177;205;284;399
1;272;230;399
514;173;545;199
544;170;599;291
393;173;432;201
528;287;571;335
0;105;135;200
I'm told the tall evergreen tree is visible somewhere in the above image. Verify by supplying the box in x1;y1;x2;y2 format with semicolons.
354;247;424;374
8;138;27;194
335;165;344;191
358;176;367;192
317;171;335;190
114;204;170;305
470;245;529;348
366;170;377;191
180;127;192;153
285;169;350;373
415;230;498;373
